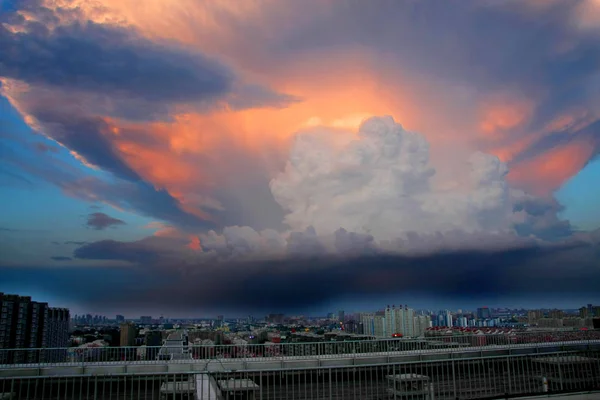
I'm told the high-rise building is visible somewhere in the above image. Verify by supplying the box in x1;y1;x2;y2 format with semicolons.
374;313;386;338
140;316;152;325
477;307;491;320
0;293;70;364
120;322;137;347
45;307;70;363
360;313;375;336
46;308;70;348
413;315;431;337
116;315;125;323
384;305;415;337
445;311;453;328
338;310;345;323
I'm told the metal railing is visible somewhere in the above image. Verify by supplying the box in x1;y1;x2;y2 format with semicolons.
1;330;599;368
1;349;599;399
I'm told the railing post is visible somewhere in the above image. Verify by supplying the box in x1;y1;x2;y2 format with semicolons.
451;356;457;399
329;368;333;400
506;356;512;395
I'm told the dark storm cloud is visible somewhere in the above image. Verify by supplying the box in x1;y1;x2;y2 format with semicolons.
132;244;600;311
0;1;297;114
0;21;232;103
74;240;160;264
50;256;72;261
62;178;215;231
20;235;597;312
73;235;187;264
31;114;142;181
512;195;574;240
86;212;126;230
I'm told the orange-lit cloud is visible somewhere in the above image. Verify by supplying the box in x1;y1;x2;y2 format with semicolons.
4;0;600;231
187;236;202;251
508;138;596;196
479;95;535;139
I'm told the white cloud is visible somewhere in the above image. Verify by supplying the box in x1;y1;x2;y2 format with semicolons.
90;115;574;265
270;116;513;240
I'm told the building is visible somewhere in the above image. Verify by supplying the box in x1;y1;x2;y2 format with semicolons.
120;322;137;347
445;311;453;328
413;315;432;337
548;309;564;319
338;310;345;323
46;308;70;348
374;313;386;337
45;307;70;363
360;313;375;336
385;305;415;337
527;310;543;325
116;315;125;323
140;316;152;325
0;293;71;364
477;307;491;320
144;330;163;360
265;314;283;324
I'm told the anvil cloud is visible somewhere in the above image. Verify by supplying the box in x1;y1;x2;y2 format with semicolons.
1;0;600;312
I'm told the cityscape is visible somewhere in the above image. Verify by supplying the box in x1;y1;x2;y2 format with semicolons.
1;292;600;398
2;0;600;399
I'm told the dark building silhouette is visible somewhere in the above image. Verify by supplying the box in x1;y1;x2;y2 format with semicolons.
477;307;492;320
145;330;163;360
0;293;70;364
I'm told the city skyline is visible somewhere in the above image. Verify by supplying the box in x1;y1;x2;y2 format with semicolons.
2;0;600;312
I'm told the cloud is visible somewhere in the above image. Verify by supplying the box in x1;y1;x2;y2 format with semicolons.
511;190;575;240
271;116;512;239
85;212;125;230
63;177;215;231
13;236;600;312
50;256;71;261
69;116;577;265
0;5;294;111
74;235;193;264
95;0;599;194
1;0;599;291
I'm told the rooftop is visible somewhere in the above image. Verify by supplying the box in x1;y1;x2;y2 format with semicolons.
387;374;430;382
218;379;260;392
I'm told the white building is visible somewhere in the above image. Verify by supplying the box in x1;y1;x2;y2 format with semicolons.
384;305;415;337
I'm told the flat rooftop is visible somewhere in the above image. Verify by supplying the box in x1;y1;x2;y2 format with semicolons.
167;332;183;340
159;381;194;393
387;374;430;382
533;356;597;364
218;379;260;392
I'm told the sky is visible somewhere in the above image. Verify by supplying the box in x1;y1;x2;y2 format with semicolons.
1;0;600;317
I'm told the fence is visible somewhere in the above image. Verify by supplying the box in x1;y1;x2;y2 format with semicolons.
1;349;599;399
1;330;600;368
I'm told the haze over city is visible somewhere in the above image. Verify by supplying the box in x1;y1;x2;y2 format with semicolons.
1;0;600;316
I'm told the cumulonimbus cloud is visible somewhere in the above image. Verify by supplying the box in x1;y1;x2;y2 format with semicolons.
2;0;599;286
72;116;581;269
